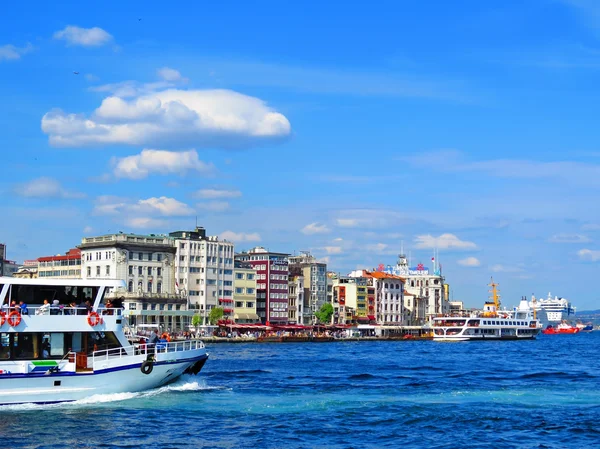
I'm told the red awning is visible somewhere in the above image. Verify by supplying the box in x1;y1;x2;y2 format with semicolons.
368;315;376;320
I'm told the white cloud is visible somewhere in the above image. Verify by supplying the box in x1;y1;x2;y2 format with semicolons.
194;188;241;199
458;257;481;267
333;237;343;242
490;264;523;273
301;222;331;235
124;217;168;229
335;209;412;229
366;243;388;252
577;248;600;262
16;177;84;199
157;67;187;82
323;246;342;254
53;26;113;47
582;223;600;231
317;256;331;264
0;43;33;61
112;149;215;179
42;89;292;148
83;226;93;234
414;233;477;250
196;201;230;212
549;233;591;243
336;218;360;228
220;231;261;242
93;195;194;218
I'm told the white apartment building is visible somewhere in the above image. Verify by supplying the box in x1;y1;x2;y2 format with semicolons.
169;227;235;326
288;274;304;324
288;252;327;325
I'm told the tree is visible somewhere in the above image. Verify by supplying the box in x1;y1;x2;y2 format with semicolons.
192;314;202;328
314;303;334;324
208;307;224;325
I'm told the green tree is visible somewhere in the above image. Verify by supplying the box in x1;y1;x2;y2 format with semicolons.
192;314;202;327
208;307;224;325
314;303;334;324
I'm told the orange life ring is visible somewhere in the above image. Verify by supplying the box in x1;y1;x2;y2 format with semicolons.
87;311;101;326
7;311;21;327
0;310;5;326
160;332;171;342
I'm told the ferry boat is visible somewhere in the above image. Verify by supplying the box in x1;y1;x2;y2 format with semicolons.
432;279;541;342
529;292;575;327
0;277;208;406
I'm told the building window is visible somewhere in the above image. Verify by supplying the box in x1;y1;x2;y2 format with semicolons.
157;254;162;262
147;281;152;293
87;266;91;277
138;266;143;276
129;303;137;310
147;266;152;275
128;265;133;275
235;301;244;308
235;287;243;294
149;253;153;261
157;267;162;276
236;273;244;280
139;252;143;261
128;280;133;292
96;266;100;276
105;265;110;276
129;251;134;260
157;282;162;293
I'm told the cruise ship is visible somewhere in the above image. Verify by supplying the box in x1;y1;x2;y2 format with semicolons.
529;293;576;327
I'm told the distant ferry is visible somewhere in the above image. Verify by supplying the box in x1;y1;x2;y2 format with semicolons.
432;279;541;341
529;293;576;327
0;277;208;406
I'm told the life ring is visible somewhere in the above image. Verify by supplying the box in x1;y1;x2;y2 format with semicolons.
140;361;154;375
160;332;171;342
87;311;101;326
0;311;5;326
7;311;21;327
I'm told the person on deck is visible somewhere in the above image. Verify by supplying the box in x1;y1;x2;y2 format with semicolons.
19;301;28;315
37;299;50;315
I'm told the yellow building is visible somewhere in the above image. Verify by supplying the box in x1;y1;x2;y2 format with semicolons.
330;274;369;325
233;263;259;323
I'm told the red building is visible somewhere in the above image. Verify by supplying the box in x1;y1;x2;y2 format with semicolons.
37;248;82;278
235;247;290;325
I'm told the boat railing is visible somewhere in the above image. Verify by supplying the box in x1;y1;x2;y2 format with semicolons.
13;306;124;316
92;339;205;363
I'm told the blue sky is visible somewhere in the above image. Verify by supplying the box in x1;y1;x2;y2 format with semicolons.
2;0;600;309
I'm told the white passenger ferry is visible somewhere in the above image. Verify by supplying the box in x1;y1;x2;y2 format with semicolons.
432;279;541;342
0;277;208;406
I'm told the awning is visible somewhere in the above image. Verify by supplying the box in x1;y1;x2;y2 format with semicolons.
367;315;376;320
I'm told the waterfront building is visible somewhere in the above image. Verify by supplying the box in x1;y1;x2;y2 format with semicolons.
365;271;405;325
235;247;290;324
37;248;82;278
384;253;449;322
288;252;327;325
288;274;304;324
14;260;38;279
78;233;190;331
0;243;18;277
233;261;259;323
169;228;235;325
330;273;368;325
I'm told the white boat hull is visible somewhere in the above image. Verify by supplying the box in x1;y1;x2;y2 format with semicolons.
0;352;208;406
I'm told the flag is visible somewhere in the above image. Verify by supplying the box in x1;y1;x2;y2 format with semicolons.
431;257;435;262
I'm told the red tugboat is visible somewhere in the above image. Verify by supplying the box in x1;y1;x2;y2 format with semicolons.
542;321;580;335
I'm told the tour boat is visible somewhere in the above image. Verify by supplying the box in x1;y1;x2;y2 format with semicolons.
542;322;581;335
0;277;208;406
432;279;541;342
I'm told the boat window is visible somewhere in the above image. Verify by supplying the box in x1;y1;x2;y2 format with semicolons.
12;333;37;360
0;333;10;359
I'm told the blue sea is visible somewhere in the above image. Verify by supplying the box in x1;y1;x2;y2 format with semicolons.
2;333;600;448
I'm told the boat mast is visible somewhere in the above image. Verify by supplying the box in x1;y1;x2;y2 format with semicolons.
488;277;500;309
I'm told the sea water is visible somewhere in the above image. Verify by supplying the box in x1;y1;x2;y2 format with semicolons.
1;333;599;448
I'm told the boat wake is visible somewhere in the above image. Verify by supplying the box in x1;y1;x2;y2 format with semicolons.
2;375;227;411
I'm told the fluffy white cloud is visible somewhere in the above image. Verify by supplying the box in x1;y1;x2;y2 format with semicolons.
220;231;261;242
53;26;113;47
549;233;591;243
582;223;600;231
335;209;411;229
112;149;215;179
93;195;194;218
323;246;342;254
124;217;168;229
301;222;331;235
83;226;93;234
458;257;481;267
196;201;230;212
0;43;33;61
414;233;477;250
16;177;84;199
577;248;600;262
157;67;187;82
194;188;241;199
42;89;291;148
